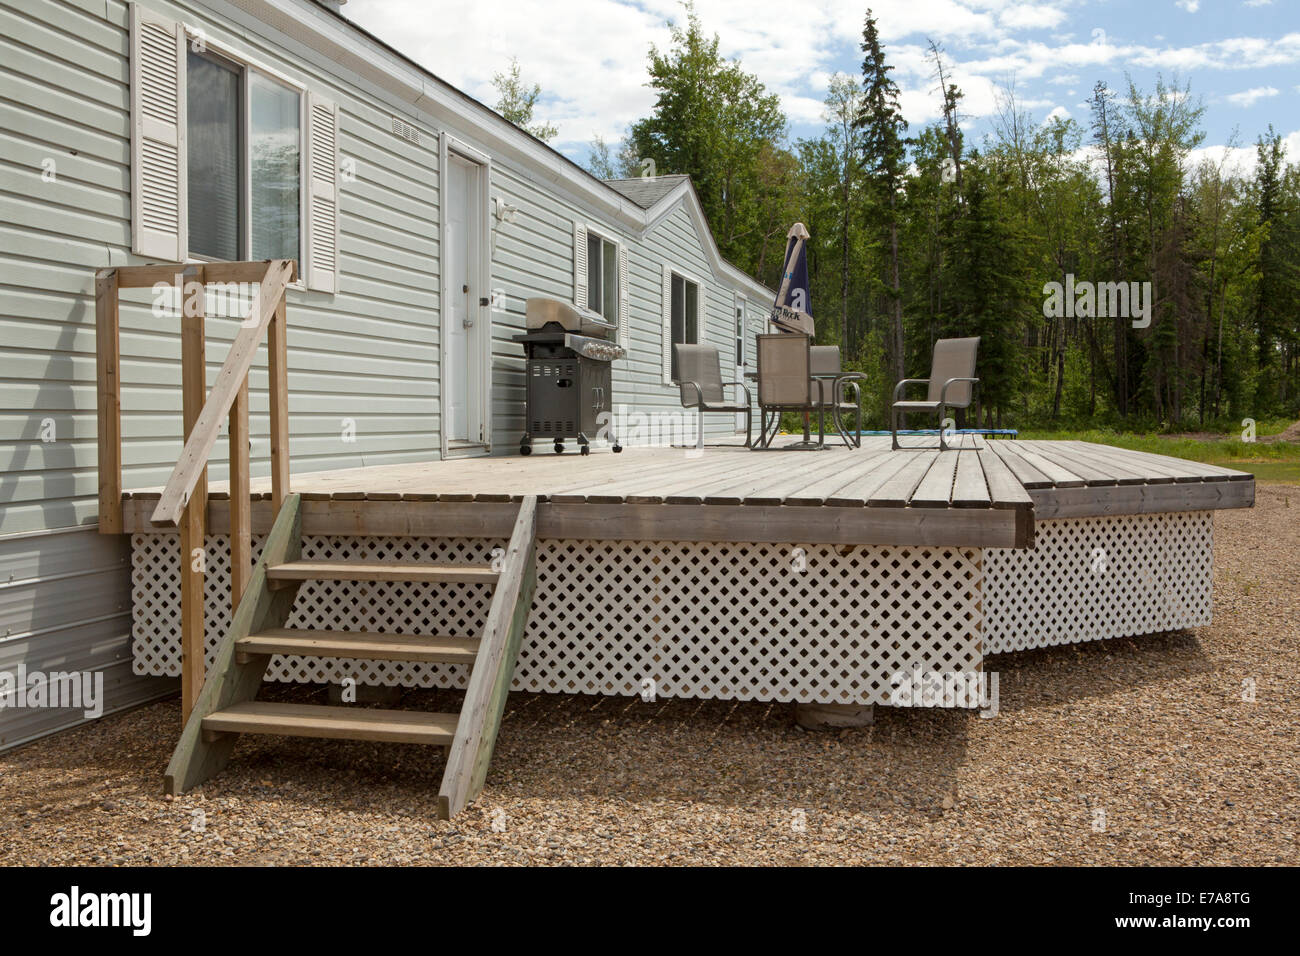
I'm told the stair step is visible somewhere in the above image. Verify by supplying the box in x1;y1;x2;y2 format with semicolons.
201;701;459;745
266;560;499;587
237;628;480;663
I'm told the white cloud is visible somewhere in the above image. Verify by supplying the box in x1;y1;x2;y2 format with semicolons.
1177;0;1200;12
340;0;1300;160
1226;85;1280;107
999;4;1068;31
1244;0;1273;8
1043;105;1071;125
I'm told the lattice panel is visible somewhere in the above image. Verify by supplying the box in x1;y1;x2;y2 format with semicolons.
518;541;983;705
131;536;984;706
984;512;1213;654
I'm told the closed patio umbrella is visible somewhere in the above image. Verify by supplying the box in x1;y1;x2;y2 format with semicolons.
770;222;813;336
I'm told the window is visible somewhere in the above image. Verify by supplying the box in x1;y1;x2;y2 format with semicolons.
186;50;301;262
670;272;699;382
585;231;620;323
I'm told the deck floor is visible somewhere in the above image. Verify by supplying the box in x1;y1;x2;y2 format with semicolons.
121;436;1254;549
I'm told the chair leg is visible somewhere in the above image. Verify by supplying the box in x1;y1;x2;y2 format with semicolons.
938;405;948;451
744;407;752;448
697;407;704;450
891;406;900;451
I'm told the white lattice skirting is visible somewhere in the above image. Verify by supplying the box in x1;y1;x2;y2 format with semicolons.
131;512;1213;707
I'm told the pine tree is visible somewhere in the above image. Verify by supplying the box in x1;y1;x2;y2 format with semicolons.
855;9;909;382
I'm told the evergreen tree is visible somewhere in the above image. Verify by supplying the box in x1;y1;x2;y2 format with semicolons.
855;9;909;382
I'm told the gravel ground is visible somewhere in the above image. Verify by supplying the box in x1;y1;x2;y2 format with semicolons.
2;486;1297;866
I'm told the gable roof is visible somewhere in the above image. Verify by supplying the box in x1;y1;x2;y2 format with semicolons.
603;175;691;209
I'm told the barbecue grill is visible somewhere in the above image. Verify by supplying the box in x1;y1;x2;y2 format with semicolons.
513;297;625;455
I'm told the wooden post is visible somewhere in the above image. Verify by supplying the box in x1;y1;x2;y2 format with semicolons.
179;274;207;723
228;381;251;608
268;291;290;514
95;270;122;534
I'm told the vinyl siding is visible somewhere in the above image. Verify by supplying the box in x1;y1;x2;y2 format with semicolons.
1;0;444;537
0;0;768;753
0;527;173;752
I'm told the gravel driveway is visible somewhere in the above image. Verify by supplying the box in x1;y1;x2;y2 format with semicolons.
2;486;1296;866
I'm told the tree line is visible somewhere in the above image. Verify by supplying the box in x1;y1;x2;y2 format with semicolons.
506;6;1300;429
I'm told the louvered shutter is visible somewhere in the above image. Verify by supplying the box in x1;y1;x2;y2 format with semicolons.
661;264;673;385
573;222;587;307
305;93;339;292
130;4;186;261
617;242;629;348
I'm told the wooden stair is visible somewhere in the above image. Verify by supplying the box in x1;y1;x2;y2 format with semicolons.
164;493;538;819
202;701;460;745
266;560;501;587
234;628;480;664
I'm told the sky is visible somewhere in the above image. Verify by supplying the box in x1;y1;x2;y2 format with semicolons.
343;0;1300;174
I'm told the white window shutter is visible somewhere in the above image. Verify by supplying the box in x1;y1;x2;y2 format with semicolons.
661;264;673;385
129;4;185;262
573;222;587;307
617;242;629;348
305;93;339;292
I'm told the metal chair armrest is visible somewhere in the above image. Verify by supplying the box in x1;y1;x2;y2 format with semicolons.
679;380;705;409
892;378;929;403
721;381;752;407
939;377;979;406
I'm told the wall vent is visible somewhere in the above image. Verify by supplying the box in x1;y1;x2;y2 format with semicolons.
391;116;419;145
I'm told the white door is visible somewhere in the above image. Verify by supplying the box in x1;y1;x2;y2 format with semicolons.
445;153;484;444
734;294;747;431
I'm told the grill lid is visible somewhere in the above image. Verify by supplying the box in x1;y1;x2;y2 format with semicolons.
525;297;615;337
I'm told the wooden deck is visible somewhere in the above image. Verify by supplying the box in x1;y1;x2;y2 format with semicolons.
119;436;1254;549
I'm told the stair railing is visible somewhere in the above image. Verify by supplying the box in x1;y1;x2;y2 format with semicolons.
95;259;297;722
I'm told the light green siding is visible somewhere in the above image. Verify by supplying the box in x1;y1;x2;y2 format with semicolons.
0;0;772;750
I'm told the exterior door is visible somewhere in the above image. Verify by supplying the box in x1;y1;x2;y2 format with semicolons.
445;152;485;445
734;294;747;431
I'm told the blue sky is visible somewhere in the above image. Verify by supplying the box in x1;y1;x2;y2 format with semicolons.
345;0;1299;172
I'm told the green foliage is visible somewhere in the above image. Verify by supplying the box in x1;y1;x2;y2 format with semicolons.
491;57;557;142
614;6;1299;431
627;4;787;277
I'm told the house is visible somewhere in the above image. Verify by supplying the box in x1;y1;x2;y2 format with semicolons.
2;0;1254;815
0;0;772;750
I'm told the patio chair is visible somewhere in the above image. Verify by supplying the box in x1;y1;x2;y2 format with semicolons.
891;336;981;451
754;333;814;449
674;343;752;448
810;345;866;448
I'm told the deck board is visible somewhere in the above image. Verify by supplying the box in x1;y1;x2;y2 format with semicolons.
1003;441;1088;487
976;448;1033;509
909;451;961;508
783;449;897;506
867;453;937;507
121;435;1253;548
1018;441;1120;486
951;450;992;508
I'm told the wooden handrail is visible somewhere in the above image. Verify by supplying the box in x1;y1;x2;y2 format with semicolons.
150;258;295;526
94;258;298;723
437;496;538;819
